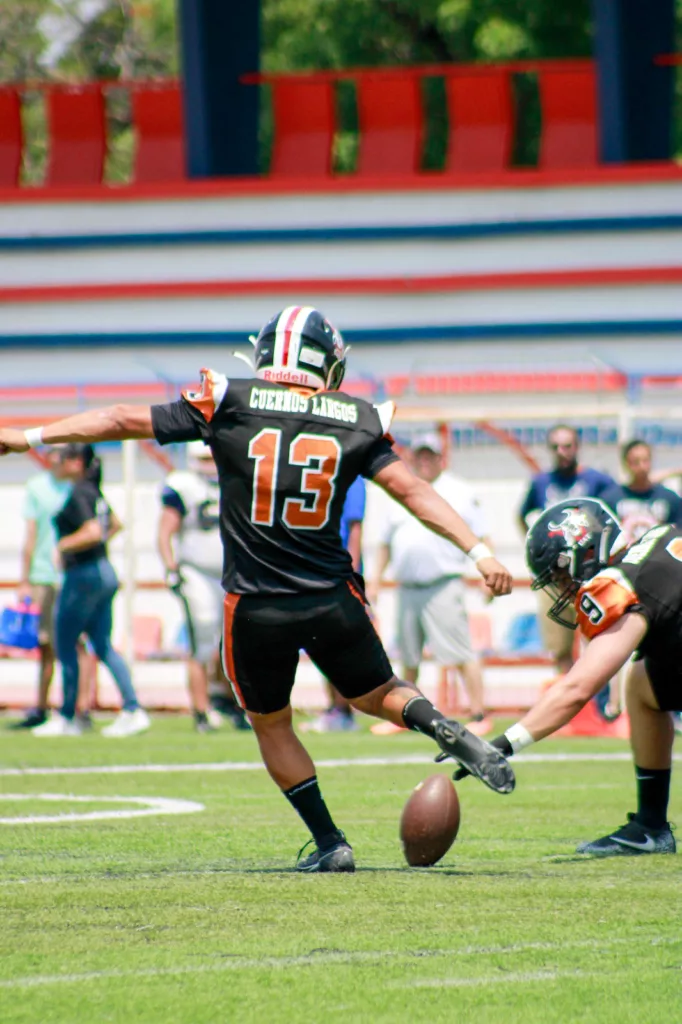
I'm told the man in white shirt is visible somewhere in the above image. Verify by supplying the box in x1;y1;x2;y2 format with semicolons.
371;433;491;734
158;441;249;732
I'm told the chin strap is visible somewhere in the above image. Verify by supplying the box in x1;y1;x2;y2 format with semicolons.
233;351;255;371
325;352;349;391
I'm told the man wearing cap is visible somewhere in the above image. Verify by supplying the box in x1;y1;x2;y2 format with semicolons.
371;433;492;733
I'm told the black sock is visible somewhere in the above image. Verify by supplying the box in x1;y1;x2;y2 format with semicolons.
194;710;208;725
283;776;342;848
401;696;446;739
635;765;671;830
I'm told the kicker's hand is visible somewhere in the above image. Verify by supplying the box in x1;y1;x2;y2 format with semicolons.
476;556;512;597
0;429;29;455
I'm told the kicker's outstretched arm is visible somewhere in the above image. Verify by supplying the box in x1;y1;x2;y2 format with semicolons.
373;459;512;596
0;405;156;454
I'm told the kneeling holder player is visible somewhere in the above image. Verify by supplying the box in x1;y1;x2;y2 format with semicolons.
457;497;678;857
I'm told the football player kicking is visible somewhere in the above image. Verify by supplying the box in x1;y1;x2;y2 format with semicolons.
0;307;514;872
457;497;679;857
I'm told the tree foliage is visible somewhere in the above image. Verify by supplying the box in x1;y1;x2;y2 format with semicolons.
4;0;682;179
261;0;592;169
261;0;592;71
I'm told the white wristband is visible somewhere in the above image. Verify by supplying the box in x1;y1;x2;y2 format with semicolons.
24;427;45;449
504;723;535;755
468;542;492;563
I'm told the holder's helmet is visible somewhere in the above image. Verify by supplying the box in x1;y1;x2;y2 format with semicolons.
526;498;624;627
253;306;346;391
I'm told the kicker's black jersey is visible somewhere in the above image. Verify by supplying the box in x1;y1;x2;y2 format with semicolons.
151;371;399;595
575;524;682;667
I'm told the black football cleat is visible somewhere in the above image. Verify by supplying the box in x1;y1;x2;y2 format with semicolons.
433;720;515;795
195;719;218;734
227;709;252;731
296;834;355;873
576;813;676;857
8;709;47;730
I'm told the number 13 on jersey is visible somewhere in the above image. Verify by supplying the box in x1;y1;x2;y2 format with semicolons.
248;428;342;530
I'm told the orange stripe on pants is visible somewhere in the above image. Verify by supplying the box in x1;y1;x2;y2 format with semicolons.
222;593;245;708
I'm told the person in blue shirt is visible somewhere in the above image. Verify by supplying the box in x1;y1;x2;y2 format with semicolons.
519;424;616;676
600;438;682;728
303;476;367;733
600;438;682;545
339;475;366;573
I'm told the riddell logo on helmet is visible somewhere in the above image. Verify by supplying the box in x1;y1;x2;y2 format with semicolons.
263;370;316;385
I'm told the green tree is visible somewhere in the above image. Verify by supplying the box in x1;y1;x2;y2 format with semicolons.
262;0;592;169
0;0;179;183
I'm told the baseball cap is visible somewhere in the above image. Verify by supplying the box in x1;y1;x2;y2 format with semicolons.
411;432;444;455
60;442;95;462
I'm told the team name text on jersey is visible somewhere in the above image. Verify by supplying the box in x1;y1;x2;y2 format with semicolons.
249;387;358;423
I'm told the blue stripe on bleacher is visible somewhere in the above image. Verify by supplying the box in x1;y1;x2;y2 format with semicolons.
1;319;682;347
1;215;682;250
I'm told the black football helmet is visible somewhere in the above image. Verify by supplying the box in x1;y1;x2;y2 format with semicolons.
526;498;624;627
252;306;347;391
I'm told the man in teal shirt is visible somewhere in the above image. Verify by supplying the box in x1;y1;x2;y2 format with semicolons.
10;450;71;729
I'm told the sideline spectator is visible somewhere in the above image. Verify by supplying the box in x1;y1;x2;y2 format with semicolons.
8;449;72;729
518;424;615;676
33;443;150;738
601;439;682;729
371;433;492;734
601;439;682;544
158;441;249;732
303;476;366;733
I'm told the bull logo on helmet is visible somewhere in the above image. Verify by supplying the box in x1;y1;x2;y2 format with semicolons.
331;328;345;361
547;508;592;547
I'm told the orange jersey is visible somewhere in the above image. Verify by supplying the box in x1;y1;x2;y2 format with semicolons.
574;525;682;664
575;568;641;640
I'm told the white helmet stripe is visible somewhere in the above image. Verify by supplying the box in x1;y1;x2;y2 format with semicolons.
286;305;316;369
273;306;300;371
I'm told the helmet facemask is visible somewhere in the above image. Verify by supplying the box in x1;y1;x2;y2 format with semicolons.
531;555;581;628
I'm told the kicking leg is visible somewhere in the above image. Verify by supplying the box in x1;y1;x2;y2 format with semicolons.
309;583;514;795
350;678;515;795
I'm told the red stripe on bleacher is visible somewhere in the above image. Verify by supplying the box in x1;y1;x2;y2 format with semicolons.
1;266;682;305
1;162;682;204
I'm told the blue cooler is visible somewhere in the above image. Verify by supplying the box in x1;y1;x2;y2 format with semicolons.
0;600;41;650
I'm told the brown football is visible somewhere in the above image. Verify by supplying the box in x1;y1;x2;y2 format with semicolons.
400;774;460;867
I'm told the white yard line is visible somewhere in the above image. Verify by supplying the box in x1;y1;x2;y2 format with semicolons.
3;751;680;779
0;794;204;825
403;967;618;989
0;934;677;990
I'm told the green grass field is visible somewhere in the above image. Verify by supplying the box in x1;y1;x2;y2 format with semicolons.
1;715;680;1024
